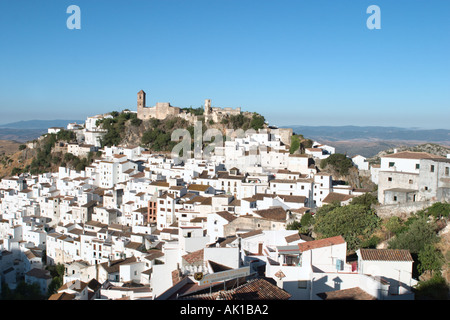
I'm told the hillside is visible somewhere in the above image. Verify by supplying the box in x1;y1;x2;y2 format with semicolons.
0;120;83;143
0;110;266;178
0;140;21;155
0;128;47;142
97;110;266;150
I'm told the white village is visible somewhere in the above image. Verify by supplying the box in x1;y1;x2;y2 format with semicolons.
0;91;449;301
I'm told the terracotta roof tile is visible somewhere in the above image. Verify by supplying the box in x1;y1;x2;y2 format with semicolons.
182;249;204;264
298;235;345;252
215;211;237;222
322;192;354;204
253;207;286;222
359;249;413;262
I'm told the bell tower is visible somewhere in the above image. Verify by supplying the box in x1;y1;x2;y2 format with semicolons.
137;90;146;110
204;99;211;115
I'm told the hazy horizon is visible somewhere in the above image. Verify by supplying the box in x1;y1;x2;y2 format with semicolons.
1;118;450;131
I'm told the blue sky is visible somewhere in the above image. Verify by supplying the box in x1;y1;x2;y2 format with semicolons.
0;0;449;129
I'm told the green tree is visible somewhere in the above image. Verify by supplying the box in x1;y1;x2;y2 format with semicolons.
11;167;22;176
314;204;380;251
350;193;378;208
46;264;65;297
249;113;265;130
300;212;314;227
384;216;404;238
299;212;314;235
56;129;76;142
388;216;438;254
314;202;341;219
425;202;450;219
2;281;44;300
417;243;444;275
320;153;354;176
286;221;301;231
414;274;449;300
130;117;142;126
289;135;301;154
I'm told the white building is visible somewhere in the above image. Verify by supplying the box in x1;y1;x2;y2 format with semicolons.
352;155;369;171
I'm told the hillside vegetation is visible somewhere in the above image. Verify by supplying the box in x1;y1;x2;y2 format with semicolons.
289;133;313;154
98;110;266;151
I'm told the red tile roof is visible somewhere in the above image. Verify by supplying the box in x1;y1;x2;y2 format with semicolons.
182;249;204;264
322;192;354;204
298;235;345;252
359;249;413;262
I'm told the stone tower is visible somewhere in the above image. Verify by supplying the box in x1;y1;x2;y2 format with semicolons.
137;90;146;110
204;99;211;115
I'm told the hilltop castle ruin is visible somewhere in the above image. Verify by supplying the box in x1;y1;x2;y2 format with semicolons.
136;90;243;123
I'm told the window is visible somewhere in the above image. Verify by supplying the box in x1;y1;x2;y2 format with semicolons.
409;179;413;184
388;177;392;182
389;162;395;167
416;163;420;169
393;196;397;201
298;281;307;289
431;165;435;173
446;167;449;176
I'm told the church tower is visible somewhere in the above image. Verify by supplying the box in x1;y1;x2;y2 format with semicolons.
204;99;211;115
137;90;146;110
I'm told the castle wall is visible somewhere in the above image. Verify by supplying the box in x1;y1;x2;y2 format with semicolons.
137;103;181;120
136;91;243;124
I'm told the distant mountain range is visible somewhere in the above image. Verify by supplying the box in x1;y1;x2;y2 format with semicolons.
284;125;450;158
0;120;83;130
286;125;450;142
0;120;83;142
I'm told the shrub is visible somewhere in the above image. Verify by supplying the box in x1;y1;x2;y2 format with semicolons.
388;216;438;254
320;153;354;176
314;204;380;251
